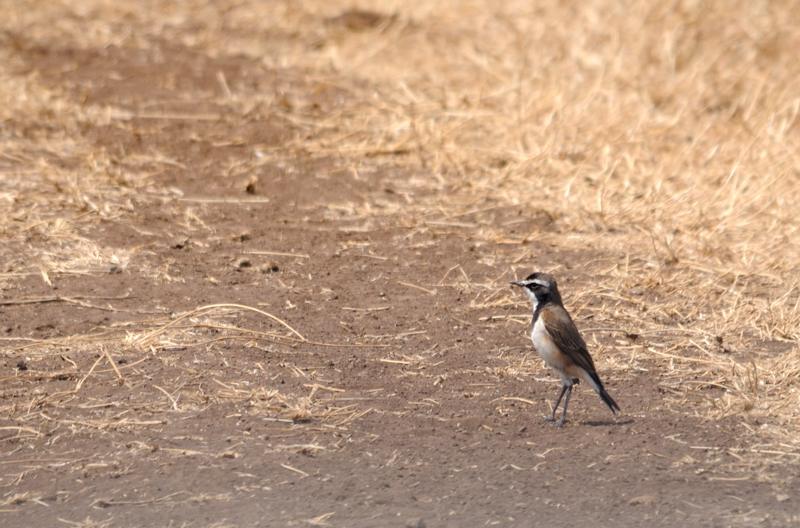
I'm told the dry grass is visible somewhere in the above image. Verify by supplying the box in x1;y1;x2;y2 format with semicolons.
2;0;800;488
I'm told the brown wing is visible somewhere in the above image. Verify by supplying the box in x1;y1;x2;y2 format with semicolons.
540;305;597;375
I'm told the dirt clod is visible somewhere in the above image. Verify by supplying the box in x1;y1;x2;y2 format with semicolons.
259;262;280;273
628;495;657;506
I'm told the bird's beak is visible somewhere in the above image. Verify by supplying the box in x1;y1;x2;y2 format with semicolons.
510;280;524;287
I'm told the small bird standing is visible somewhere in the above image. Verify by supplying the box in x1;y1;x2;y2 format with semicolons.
511;272;620;426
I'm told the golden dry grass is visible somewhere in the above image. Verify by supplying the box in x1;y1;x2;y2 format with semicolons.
2;0;800;477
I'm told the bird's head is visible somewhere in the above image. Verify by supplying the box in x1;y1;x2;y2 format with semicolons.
511;272;560;306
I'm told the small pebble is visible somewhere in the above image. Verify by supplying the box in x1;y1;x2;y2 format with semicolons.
259;262;280;273
628;494;656;506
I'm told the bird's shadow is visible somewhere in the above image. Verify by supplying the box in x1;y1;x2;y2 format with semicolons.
580;418;634;427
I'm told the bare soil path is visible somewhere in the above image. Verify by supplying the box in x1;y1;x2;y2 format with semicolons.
2;2;799;527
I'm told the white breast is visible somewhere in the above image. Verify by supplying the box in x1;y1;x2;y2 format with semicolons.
531;317;567;373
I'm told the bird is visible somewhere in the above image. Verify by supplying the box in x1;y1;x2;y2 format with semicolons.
511;272;620;426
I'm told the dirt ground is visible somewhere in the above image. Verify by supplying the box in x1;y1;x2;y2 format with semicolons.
2;1;800;527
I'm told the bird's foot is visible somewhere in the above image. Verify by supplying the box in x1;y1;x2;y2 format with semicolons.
544;415;566;427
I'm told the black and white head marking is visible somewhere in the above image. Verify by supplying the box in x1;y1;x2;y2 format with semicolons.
511;272;561;313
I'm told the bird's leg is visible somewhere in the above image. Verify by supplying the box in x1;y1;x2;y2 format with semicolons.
557;385;573;427
546;384;569;422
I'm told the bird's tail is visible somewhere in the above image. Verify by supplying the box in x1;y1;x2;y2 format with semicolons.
581;370;621;414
